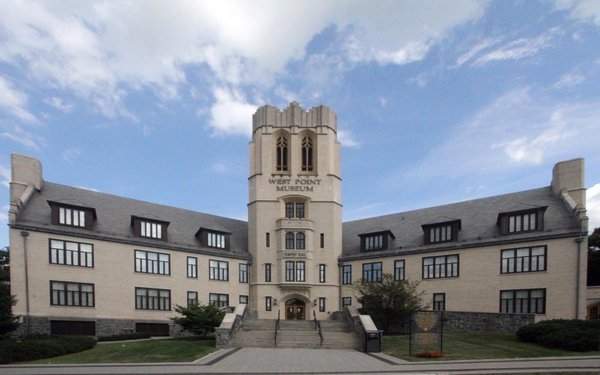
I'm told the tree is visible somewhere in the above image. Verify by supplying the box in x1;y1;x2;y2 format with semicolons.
353;273;425;334
588;227;600;286
0;247;19;336
170;303;225;336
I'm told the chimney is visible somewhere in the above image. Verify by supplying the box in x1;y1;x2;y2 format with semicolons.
9;154;43;223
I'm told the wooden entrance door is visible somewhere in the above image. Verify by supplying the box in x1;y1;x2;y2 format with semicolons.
285;298;306;320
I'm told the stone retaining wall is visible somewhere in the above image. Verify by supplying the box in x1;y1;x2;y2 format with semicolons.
442;311;534;333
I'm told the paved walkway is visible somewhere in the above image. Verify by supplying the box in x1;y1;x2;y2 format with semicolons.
1;348;599;374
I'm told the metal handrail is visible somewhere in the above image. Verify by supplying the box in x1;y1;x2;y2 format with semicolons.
274;310;280;346
313;310;324;347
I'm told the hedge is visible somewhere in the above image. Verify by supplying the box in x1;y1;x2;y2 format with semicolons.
0;335;96;364
516;319;600;352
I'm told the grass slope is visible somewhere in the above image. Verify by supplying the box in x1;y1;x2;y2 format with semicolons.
384;333;600;361
25;337;216;364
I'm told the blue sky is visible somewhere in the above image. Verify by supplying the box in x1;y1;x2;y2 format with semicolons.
1;0;600;248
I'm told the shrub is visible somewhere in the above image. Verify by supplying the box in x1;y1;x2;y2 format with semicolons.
517;319;600;352
0;335;96;364
98;332;152;342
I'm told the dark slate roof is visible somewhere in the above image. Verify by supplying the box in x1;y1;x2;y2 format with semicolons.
14;182;250;259
341;187;582;260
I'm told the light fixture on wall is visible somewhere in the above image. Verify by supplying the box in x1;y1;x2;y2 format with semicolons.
273;298;278;306
313;299;317;306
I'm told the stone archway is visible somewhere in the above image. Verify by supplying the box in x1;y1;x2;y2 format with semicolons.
285;298;306;320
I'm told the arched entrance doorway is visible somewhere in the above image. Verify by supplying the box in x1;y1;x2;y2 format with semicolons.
285;298;306;320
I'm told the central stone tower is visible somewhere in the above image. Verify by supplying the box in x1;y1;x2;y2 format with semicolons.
248;102;342;320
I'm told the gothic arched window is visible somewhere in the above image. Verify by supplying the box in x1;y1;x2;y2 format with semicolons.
301;135;313;172
276;135;289;172
285;231;295;249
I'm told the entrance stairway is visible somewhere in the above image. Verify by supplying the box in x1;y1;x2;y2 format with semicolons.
231;318;362;349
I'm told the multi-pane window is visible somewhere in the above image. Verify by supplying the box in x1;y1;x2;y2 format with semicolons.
207;232;226;249
394;260;405;281
50;281;94;307
239;295;249;304
239;263;249;283
276;135;289;172
135;287;171;310
187;257;198;278
422;255;459;279
363;234;384;251
209;260;229;281
135;250;170;275
319;264;326;283
285;261;305;282
362;262;382;283
342;265;352;285
285;232;305;249
301;135;314;172
286;232;295;249
501;246;546;273
342;297;352;307
319;297;326;312
265;263;272;282
508;212;537;233
187;291;198;306
58;207;86;227
209;293;229;308
285;202;305;219
140;220;163;239
266;296;272;311
500;289;546;314
50;239;93;268
296;232;305;249
433;293;446;311
429;225;453;243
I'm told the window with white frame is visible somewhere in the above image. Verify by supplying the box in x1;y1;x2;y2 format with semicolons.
209;260;229;281
135;250;170;275
187;256;197;278
501;246;546;273
422;255;459;279
208;232;226;249
50;239;93;268
50;281;94;307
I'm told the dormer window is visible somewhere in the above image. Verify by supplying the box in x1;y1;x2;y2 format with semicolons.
48;201;96;229
131;216;169;240
196;228;230;250
498;207;547;235
359;230;395;252
422;220;461;244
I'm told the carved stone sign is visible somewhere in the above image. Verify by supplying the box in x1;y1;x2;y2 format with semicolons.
410;311;444;356
269;178;322;192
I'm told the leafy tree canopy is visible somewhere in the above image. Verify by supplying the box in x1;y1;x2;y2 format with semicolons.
0;247;19;336
588;227;600;286
353;273;425;334
170;303;225;336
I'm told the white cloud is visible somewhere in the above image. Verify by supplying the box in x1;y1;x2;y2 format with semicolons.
0;164;10;188
337;129;360;148
472;29;560;66
0;75;37;123
386;86;600;186
209;162;234;176
588;183;600;231
62;148;81;163
453;38;502;68
553;72;585;89
554;0;600;26
208;87;258;136
0;0;487;123
45;96;73;113
1;125;42;151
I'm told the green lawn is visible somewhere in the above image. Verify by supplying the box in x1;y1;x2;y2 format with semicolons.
25;337;217;364
383;333;600;361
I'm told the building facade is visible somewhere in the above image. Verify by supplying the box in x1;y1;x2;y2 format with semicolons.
8;102;590;336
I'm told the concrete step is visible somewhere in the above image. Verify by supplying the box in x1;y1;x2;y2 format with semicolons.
319;321;353;332
278;320;314;331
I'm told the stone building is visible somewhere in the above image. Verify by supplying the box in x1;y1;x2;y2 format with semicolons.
7;102;589;336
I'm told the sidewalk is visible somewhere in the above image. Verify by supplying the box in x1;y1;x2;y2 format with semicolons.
1;347;599;374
